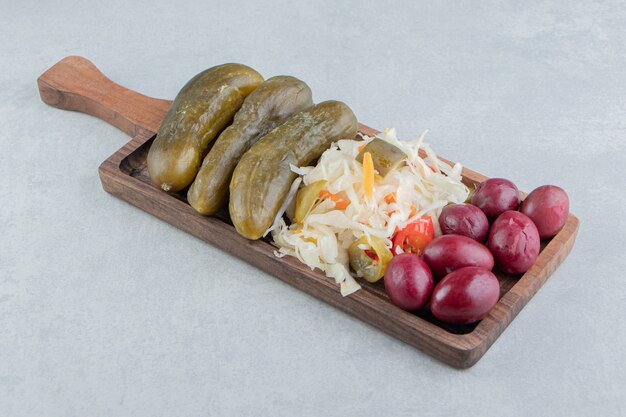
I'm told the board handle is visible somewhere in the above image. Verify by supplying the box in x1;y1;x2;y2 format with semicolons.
37;56;172;137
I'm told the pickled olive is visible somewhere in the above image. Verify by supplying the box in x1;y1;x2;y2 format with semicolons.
488;210;540;274
439;203;490;242
384;254;434;311
430;266;500;324
422;235;494;279
188;76;313;215
230;100;358;240
471;178;520;221
520;185;569;239
294;180;328;223
355;138;407;177
348;235;393;283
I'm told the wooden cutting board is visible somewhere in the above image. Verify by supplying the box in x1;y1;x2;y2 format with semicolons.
38;56;580;368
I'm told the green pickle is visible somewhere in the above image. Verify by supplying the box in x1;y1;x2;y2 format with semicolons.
230;100;358;240
294;180;328;223
188;76;313;215
348;235;393;283
147;64;263;192
355;138;407;177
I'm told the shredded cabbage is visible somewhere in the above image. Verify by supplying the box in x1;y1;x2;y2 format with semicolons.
271;128;469;296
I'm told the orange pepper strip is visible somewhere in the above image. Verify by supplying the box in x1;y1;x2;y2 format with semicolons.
362;151;374;201
319;190;351;210
333;199;351;210
384;192;397;204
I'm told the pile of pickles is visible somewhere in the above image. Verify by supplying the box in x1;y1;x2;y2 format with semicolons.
147;63;358;240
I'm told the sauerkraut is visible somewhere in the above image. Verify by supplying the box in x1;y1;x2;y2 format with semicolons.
270;128;469;296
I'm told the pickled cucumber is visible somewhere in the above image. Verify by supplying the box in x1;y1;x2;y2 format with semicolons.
187;76;313;215
147;64;263;192
294;180;328;223
355;138;407;177
230;100;358;240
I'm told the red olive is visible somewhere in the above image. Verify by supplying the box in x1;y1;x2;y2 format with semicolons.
488;211;540;274
521;185;569;239
439;203;490;242
384;254;434;311
471;178;520;221
430;266;500;324
422;235;494;280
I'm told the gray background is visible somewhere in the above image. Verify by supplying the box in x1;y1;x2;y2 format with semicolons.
1;0;625;416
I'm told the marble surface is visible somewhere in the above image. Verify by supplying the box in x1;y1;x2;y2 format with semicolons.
1;1;625;416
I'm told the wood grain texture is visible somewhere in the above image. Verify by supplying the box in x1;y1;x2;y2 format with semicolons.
38;56;172;137
39;56;580;368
